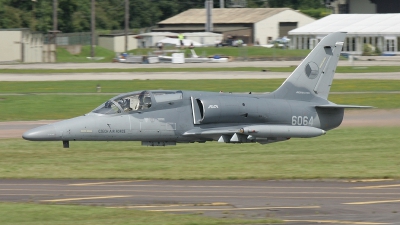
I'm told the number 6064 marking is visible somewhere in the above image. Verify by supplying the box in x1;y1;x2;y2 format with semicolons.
292;116;313;126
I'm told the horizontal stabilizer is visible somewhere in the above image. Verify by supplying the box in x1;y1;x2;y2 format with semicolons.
316;104;374;109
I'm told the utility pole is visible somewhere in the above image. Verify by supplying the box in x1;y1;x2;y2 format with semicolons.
125;0;129;52
91;0;95;58
205;0;213;32
51;0;58;62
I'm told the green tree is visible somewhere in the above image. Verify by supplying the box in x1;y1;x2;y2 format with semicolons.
0;0;330;33
157;0;179;22
35;0;53;32
71;1;91;32
268;0;324;9
58;0;78;32
0;5;23;28
129;0;161;28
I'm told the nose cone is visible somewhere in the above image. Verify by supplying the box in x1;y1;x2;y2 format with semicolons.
22;124;59;141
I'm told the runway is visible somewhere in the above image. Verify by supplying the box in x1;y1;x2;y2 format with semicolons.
1;61;400;81
1;179;399;224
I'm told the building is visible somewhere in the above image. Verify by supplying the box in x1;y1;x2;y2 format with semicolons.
178;32;223;46
134;32;176;48
0;29;44;63
154;8;315;45
289;14;400;55
98;33;138;52
135;32;223;47
326;0;400;14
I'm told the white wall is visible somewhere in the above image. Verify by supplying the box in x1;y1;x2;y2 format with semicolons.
139;33;222;47
0;31;22;62
254;10;315;45
22;31;43;63
98;37;115;52
0;30;43;62
182;33;223;45
99;35;138;52
114;35;138;52
349;0;376;13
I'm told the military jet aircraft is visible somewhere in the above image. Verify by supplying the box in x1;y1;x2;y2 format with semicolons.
23;32;371;148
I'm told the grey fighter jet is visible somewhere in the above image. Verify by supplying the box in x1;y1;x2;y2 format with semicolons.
23;32;371;148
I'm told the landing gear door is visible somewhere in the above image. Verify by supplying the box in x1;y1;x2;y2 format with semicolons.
190;97;202;125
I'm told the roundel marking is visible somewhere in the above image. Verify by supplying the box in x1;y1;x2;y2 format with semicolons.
305;62;319;79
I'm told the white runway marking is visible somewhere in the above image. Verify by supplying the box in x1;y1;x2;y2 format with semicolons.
41;195;132;202
149;206;320;212
343;199;400;205
284;219;390;225
68;180;146;186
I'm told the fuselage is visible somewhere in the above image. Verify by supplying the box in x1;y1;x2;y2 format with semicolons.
22;32;368;147
22;89;343;145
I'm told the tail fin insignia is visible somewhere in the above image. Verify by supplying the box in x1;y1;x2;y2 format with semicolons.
272;32;346;101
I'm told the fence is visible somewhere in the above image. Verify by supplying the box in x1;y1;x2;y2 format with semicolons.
44;32;96;46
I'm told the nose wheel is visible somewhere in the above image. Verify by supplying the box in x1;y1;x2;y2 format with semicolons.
63;141;69;148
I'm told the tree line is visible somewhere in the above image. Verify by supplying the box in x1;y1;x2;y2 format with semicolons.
0;0;328;33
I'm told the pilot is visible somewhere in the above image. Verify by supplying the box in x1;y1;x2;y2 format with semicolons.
143;96;152;108
105;101;112;108
118;99;132;111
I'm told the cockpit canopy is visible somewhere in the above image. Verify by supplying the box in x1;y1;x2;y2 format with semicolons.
93;90;183;114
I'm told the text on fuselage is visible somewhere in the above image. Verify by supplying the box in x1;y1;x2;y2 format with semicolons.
98;129;126;133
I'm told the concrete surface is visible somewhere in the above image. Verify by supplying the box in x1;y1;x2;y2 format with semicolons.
0;179;399;224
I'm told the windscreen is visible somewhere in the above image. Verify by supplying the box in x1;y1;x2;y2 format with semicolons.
93;91;152;114
153;91;183;102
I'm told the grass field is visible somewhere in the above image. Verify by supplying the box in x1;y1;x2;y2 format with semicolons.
1;79;400;93
52;45;311;64
1;93;399;121
56;46;116;63
0;202;279;225
132;46;311;59
3;66;400;74
0;95;113;121
1;127;399;179
54;45;310;64
0;79;399;121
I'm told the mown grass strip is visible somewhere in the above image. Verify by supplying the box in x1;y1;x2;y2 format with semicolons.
0;93;399;121
56;46;116;63
0;94;400;121
56;45;311;64
328;93;400;108
0;202;279;225
131;46;312;58
2;66;400;74
1;79;400;93
1;127;399;179
0;94;113;121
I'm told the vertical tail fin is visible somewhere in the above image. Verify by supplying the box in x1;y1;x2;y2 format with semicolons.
272;32;346;101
